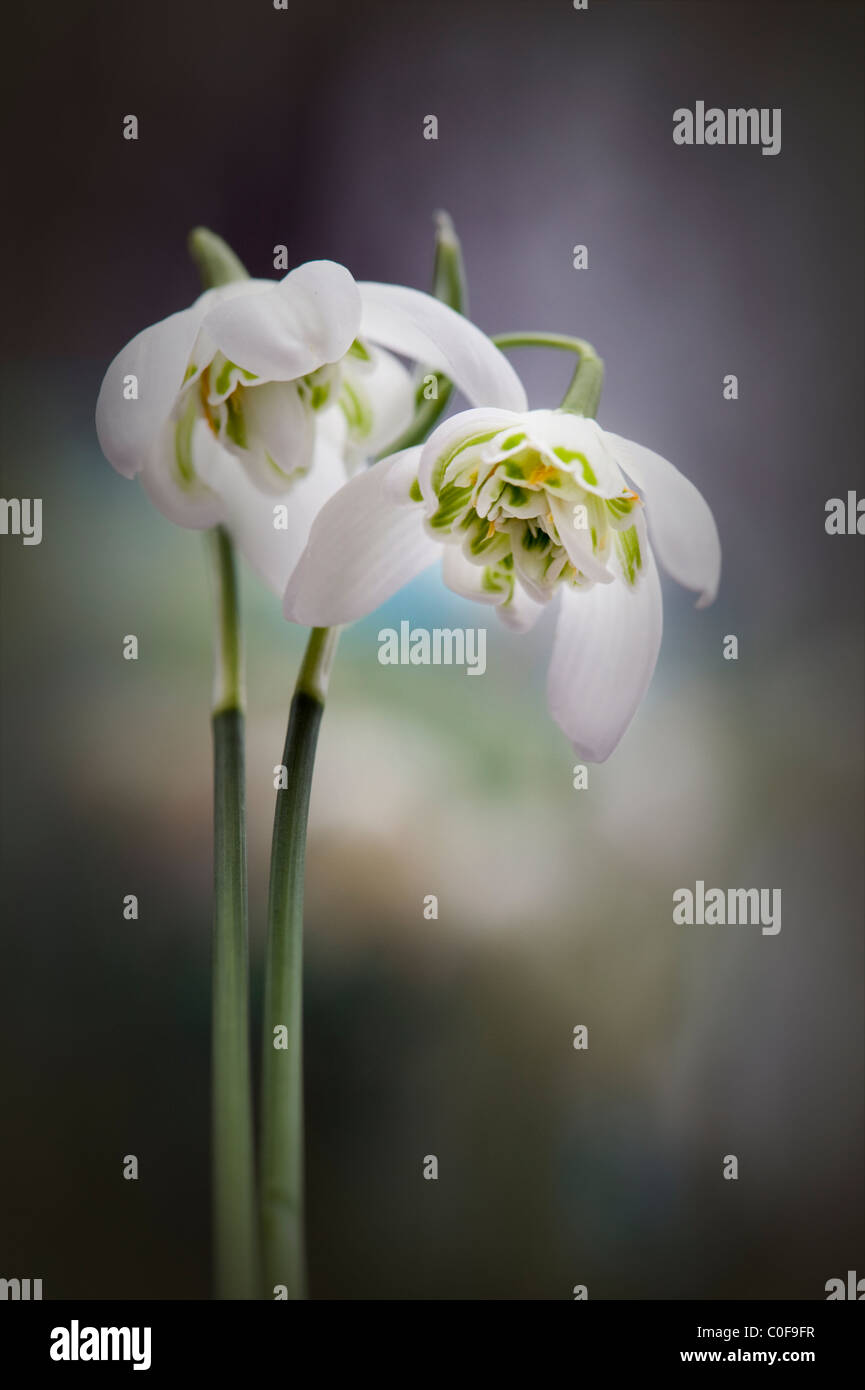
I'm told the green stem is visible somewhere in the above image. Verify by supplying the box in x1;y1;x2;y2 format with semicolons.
260;625;340;1299
492;332;605;419
207;526;258;1300
189;227;250;289
376;210;468;459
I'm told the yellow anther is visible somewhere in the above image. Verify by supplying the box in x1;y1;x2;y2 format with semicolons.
530;463;557;486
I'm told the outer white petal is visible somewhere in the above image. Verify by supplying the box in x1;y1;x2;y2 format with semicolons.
202;261;362;381
546;547;663;761
358;283;528;411
139;417;226;530
232;380;315;493
603;432;721;608
283;447;439;625
198;430;348;597
417;407;523;507
96;300;209;479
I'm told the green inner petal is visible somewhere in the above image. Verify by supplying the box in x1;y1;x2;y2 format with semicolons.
173;396;198;490
616;524;643;587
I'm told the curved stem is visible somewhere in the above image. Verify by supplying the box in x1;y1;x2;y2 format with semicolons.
492;332;605;419
260;625;340;1299
376;211;467;459
207;525;258;1300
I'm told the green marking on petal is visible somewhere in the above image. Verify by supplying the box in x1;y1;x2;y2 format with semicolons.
616;524;643;587
214;358;234;397
464;514;511;561
340;380;373;438
173;395;198;490
606;494;638;523
502;452;533;481
431;429;501;496
482;564;511;596
347;338;372;362
265;450;292;483
429;481;474;531
409;478;423;503
501;432;526;450
224;391;247;449
211;356;259;397
520;526;549;553
182;363;197;385
553;446;597;486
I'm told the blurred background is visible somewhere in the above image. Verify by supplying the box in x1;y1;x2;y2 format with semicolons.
1;0;862;1299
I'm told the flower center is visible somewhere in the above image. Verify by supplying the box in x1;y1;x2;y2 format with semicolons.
425;426;644;602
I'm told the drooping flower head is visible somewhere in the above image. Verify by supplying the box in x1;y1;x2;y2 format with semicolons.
95;258;525;594
284;401;721;761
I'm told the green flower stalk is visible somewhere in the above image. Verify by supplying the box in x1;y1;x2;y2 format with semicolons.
195;233;259;1301
260;212;471;1299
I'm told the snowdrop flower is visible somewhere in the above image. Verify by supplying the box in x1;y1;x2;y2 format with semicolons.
95;258;526;595
284;405;721;760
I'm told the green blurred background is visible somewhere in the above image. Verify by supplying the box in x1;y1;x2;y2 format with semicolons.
1;0;862;1298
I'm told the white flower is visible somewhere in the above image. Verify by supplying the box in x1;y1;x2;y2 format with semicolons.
95;261;526;595
284;405;721;760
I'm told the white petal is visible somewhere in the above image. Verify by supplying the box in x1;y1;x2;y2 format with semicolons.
283;447;438;624
358;283;528;411
231;380;315;493
513;410;629;498
96;300;209;479
416;407;522;507
546;548;663;761
203;261;361;381
548;493;614;585
441;543;507;607
603;432;721;607
139;416;226;530
198;430;348;597
340;344;415;461
440;545;545;631
497;581;545;632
